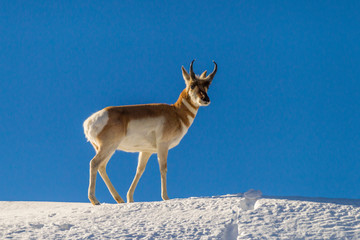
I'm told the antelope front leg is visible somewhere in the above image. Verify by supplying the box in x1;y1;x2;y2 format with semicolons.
157;144;169;201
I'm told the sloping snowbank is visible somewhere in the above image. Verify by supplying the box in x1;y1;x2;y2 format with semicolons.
1;193;360;239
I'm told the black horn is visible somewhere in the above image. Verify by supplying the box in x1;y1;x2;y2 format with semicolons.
189;59;196;80
205;61;217;82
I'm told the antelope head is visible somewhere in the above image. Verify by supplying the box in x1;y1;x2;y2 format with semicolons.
181;60;217;106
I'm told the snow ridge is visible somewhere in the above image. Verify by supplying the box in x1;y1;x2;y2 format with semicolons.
1;193;360;239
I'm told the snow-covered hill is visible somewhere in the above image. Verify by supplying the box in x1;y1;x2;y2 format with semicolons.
1;192;360;239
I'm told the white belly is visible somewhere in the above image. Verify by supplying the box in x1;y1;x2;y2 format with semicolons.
116;117;188;153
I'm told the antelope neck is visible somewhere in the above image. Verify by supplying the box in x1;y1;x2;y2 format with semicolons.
174;89;199;116
181;98;198;116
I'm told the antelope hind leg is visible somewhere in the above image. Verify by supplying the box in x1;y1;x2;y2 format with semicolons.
127;152;152;203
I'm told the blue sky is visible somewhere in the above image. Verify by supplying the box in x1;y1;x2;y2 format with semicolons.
1;1;359;203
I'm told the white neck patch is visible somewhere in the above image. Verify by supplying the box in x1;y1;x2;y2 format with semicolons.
181;98;198;116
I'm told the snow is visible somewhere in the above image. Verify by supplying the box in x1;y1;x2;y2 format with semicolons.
1;191;360;239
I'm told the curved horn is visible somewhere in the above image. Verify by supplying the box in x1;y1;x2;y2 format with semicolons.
205;61;217;82
189;59;196;80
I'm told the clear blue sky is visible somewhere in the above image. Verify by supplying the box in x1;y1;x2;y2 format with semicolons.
1;1;359;203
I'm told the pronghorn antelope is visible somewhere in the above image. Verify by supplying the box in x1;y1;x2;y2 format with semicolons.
83;60;217;205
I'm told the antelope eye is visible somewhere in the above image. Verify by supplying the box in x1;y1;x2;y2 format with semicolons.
190;84;196;90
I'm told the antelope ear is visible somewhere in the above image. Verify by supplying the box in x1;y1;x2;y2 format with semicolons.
181;66;191;83
200;70;207;78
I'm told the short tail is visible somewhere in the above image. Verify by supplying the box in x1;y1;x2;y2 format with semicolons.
83;109;109;145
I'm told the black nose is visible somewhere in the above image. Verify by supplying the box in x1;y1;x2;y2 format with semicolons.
203;95;210;103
